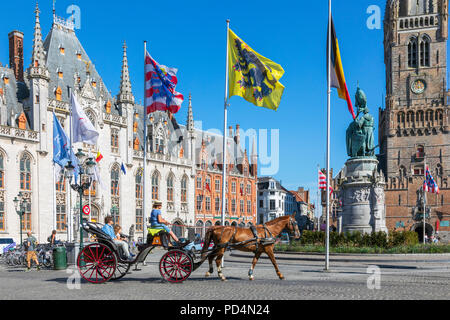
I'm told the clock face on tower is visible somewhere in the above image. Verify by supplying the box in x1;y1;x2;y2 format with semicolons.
411;79;427;94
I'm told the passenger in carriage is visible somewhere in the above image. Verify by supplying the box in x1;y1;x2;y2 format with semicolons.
150;201;184;246
101;216;134;261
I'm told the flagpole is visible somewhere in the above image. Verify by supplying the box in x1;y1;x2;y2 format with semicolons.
317;164;320;230
221;19;230;228
143;40;148;245
219;19;230;269
68;86;73;242
53;163;56;231
325;0;332;271
423;159;427;244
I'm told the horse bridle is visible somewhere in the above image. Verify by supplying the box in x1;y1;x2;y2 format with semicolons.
288;216;300;238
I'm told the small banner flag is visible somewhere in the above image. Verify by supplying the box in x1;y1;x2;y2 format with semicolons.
228;29;285;111
121;162;127;175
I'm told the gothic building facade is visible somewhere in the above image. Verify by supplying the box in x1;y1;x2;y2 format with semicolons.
0;4;197;243
379;0;450;240
194;125;258;236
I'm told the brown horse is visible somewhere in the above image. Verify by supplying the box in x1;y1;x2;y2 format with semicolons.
200;214;300;281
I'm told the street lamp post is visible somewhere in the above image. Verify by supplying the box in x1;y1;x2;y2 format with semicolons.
13;192;27;246
64;149;96;251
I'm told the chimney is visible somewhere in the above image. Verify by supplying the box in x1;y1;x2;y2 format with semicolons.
235;124;240;145
8;31;24;82
228;125;233;138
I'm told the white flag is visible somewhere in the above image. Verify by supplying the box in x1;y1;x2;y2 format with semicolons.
71;93;99;145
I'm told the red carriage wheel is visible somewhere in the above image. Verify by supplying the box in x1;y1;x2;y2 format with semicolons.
159;249;193;283
77;243;116;284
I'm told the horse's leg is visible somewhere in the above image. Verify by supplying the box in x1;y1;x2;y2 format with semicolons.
248;250;262;281
205;254;215;277
265;246;284;280
215;249;227;281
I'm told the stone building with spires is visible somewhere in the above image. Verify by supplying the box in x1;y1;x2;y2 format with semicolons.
0;4;200;243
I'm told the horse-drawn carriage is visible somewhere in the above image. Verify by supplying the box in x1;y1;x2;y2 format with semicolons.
77;215;300;284
77;221;200;283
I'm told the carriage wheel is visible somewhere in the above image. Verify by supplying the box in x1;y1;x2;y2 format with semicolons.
110;256;131;281
159;249;193;283
77;243;116;284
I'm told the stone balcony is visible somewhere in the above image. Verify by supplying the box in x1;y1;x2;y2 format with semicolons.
103;112;127;128
398;13;439;31
0;125;39;142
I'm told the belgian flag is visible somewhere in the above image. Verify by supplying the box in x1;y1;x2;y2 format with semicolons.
328;16;356;119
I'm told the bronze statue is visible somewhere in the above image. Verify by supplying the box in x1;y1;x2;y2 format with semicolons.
346;87;377;158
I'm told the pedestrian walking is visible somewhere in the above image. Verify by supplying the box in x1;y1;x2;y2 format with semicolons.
24;231;40;272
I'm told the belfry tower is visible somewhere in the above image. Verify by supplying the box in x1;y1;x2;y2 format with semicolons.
379;0;449;239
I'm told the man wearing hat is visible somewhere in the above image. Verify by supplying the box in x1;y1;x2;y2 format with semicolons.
149;200;181;244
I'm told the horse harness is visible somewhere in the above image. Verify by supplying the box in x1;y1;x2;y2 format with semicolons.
213;223;276;254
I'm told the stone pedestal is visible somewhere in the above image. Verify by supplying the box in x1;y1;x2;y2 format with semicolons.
339;158;388;234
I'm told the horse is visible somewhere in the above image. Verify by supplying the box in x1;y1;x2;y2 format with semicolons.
200;214;300;281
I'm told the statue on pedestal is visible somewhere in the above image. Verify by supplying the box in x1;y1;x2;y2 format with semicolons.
346;87;376;158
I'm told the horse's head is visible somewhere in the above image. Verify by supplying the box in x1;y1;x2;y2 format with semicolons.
286;215;301;240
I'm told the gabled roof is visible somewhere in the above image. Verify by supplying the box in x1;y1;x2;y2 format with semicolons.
43;22;119;114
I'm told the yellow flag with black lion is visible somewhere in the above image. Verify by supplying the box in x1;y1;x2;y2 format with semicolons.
228;29;285;111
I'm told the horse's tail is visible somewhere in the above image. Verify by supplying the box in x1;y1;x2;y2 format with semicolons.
201;227;214;259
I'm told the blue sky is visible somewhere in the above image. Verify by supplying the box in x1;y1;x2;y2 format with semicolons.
1;0;438;208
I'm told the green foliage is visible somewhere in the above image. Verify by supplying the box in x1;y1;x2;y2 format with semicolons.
294;230;420;248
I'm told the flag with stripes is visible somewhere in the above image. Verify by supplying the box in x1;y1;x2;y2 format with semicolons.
423;166;440;194
319;169;333;194
145;51;183;114
327;16;356;119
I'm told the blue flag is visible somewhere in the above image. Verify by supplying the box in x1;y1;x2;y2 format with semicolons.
53;113;79;182
121;162;127;175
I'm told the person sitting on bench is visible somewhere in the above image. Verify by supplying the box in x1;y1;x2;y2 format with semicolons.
150;201;182;245
101;216;133;261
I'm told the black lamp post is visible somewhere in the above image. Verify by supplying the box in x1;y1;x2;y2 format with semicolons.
64;149;96;250
13;192;27;246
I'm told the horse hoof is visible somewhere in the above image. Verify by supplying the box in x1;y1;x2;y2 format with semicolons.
249;276;254;281
205;272;211;277
221;278;227;282
279;276;285;280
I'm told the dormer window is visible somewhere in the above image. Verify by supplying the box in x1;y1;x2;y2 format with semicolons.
105;100;111;114
76;52;82;60
55;86;62;101
57;68;63;79
59;46;65;55
3;76;9;85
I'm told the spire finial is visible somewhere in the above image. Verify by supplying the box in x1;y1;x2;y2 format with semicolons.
117;41;134;104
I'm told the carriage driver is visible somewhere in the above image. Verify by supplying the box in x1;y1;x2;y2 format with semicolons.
150;201;183;246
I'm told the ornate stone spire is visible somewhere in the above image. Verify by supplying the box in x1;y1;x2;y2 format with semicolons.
117;41;134;104
31;2;46;70
187;93;194;133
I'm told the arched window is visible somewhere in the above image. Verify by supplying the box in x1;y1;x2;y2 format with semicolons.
408;38;418;68
420;36;430;67
20;154;31;191
181;175;187;203
155;128;165;154
196;220;204;238
152;171;159;200
111;129;119;154
135;172;143;200
0;153;4;189
55;173;67;231
167;174;174;202
111;166;120;197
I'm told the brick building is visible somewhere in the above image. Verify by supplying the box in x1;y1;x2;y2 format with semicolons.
379;0;450;241
194;125;257;236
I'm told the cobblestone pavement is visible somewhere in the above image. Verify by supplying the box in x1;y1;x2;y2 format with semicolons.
1;249;449;300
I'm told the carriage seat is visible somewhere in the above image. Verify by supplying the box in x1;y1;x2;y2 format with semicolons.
83;222;120;252
147;228;169;248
